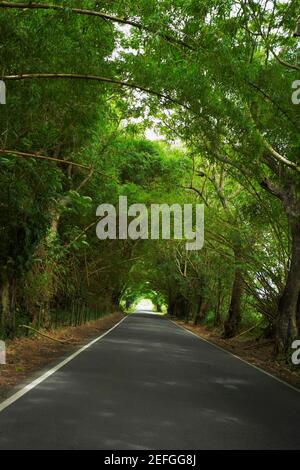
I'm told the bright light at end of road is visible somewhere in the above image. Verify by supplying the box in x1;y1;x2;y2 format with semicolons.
135;299;155;311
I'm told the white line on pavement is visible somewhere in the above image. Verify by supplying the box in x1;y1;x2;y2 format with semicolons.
0;316;128;413
171;320;300;394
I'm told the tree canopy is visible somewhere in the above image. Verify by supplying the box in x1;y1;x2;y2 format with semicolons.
0;0;299;358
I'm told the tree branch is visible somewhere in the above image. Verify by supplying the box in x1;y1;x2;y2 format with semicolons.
246;106;300;173
64;221;97;250
0;148;91;169
0;1;194;50
75;167;94;192
260;178;285;200
269;47;300;72
246;79;299;130
182;185;209;207
19;324;70;343
262;139;300;173
3;73;193;113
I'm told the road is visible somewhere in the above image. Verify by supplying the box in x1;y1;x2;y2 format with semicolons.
0;311;299;450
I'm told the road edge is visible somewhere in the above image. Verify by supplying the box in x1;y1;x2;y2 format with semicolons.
171;320;300;394
0;315;128;413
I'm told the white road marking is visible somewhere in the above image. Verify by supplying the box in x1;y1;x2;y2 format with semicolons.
1;313;298;416
0;316;128;413
171;320;300;394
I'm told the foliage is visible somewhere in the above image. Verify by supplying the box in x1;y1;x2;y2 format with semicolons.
0;1;299;356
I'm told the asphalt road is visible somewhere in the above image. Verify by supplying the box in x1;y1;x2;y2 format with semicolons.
0;311;299;450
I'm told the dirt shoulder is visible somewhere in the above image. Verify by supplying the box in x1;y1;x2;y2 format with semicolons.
0;312;124;400
175;320;300;390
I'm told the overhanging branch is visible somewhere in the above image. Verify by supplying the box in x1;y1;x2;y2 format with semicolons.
3;73;192;113
260;178;285;201
263;139;300;173
0;1;194;50
0;148;118;181
0;148;91;169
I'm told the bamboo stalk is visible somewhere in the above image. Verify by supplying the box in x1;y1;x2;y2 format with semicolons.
0;149;90;170
19;324;71;343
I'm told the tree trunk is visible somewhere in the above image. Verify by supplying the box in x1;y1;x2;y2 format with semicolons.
1;279;10;328
223;245;244;338
168;299;174;316
296;292;300;332
193;295;202;325
171;294;188;320
275;215;300;354
214;277;223;327
194;296;208;325
184;298;192;323
0;274;17;336
263;321;276;339
214;294;223;327
111;290;121;312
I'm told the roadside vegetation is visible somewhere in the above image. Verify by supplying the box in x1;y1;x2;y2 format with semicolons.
0;1;299;368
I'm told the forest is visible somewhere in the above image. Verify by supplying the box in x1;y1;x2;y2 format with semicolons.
0;0;299;362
